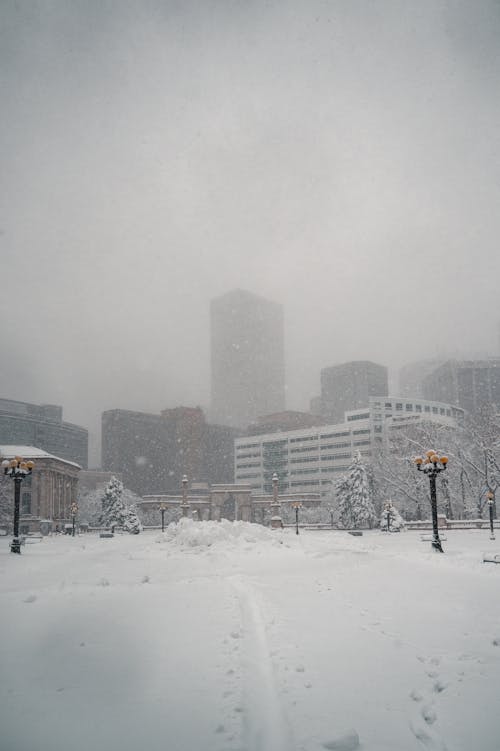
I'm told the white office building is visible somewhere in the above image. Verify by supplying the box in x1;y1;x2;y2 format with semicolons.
234;397;464;495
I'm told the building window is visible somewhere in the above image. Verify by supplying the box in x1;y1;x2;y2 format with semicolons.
21;492;31;515
424;406;430;413
432;407;438;414
396;403;402;411
385;402;392;409
406;404;413;411
415;404;422;412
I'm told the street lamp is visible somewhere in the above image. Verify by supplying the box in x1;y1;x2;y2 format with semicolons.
1;455;35;554
70;502;78;537
270;472;283;529
292;501;302;535
159;502;167;532
384;501;392;533
181;475;189;518
486;491;495;540
414;450;448;553
485;449;497;521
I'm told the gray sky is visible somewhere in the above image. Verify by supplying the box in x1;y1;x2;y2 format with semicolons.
1;0;500;464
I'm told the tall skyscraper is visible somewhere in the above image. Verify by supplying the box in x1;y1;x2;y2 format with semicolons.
210;289;285;429
319;361;388;423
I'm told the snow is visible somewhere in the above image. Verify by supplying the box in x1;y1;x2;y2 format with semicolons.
0;445;81;468
1;523;499;751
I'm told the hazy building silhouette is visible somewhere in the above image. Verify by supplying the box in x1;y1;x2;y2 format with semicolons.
210;289;285;429
102;406;239;496
422;359;500;415
0;398;88;468
319;361;388;423
398;359;444;399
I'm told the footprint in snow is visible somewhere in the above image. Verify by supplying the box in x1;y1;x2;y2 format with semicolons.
433;680;447;694
322;729;360;750
24;594;37;603
421;704;437;725
492;637;500;647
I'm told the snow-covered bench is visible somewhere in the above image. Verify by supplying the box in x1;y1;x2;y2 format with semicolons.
420;533;447;542
99;531;114;539
483;553;500;564
18;535;43;545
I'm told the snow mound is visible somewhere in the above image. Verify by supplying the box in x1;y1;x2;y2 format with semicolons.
160;518;278;549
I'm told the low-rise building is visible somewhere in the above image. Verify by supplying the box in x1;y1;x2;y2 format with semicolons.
0;445;81;534
235;397;464;495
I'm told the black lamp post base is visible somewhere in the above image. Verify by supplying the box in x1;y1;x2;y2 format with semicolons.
10;538;21;554
431;538;444;553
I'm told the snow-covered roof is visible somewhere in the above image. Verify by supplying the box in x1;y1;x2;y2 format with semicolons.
0;445;81;469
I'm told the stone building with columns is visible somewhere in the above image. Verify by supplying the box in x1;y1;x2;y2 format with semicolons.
139;481;321;525
0;445;81;534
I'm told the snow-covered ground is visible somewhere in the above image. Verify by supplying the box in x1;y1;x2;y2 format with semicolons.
1;522;499;751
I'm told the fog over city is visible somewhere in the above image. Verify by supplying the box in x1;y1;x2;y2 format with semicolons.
1;1;499;464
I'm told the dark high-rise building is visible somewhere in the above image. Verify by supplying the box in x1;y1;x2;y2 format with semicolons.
101;406;240;496
422;359;500;415
320;361;388;423
210;289;285;429
0;398;88;467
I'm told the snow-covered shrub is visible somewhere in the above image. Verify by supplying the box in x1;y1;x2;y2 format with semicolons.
379;502;405;532
123;504;142;534
336;453;376;529
97;476;142;534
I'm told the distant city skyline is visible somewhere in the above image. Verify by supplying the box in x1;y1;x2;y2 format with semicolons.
2;2;500;466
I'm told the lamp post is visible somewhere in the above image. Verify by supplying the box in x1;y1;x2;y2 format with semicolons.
487;491;495;540
292;501;302;535
414;450;448;553
181;475;189;518
270;472;283;529
384;501;392;532
159;502;167;532
70;502;78;537
1;455;35;554
485;449;497;520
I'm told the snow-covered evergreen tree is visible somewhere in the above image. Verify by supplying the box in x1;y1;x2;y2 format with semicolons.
99;476;126;529
123;504;142;534
336;453;376;529
379;501;405;532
